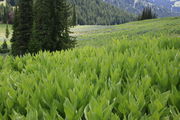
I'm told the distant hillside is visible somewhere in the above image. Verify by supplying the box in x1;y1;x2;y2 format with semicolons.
103;0;180;17
5;0;135;25
68;0;134;25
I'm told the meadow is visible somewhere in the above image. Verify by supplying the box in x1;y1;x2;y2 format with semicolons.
0;17;180;119
72;17;180;47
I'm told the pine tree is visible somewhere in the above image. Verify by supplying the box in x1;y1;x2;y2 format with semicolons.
64;1;76;48
3;5;7;23
50;0;75;50
11;0;33;56
11;6;20;55
138;7;157;20
54;0;76;50
30;0;75;53
5;23;10;39
72;4;77;26
29;0;51;53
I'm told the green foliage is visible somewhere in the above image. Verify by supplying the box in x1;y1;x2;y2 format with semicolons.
30;0;75;53
10;6;19;55
11;0;33;56
0;31;180;119
1;16;180;119
29;0;52;53
11;0;75;55
71;4;77;26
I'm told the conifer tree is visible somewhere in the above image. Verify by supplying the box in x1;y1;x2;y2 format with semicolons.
11;6;19;55
11;0;33;56
138;7;157;20
72;4;77;26
55;0;75;50
3;5;8;23
50;0;75;50
30;0;75;53
29;0;51;53
5;23;10;39
65;2;76;48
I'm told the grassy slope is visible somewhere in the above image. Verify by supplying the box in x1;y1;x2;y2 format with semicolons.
1;17;180;46
72;17;180;47
0;17;180;119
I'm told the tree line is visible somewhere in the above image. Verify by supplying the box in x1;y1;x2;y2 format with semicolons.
11;0;76;56
138;7;157;20
0;4;14;24
69;0;134;25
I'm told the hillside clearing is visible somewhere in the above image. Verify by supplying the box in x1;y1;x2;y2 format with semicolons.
72;17;180;47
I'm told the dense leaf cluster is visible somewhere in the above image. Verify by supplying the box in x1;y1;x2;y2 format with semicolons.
0;34;179;119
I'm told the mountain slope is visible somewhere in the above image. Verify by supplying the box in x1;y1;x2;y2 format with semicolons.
68;0;134;25
103;0;180;17
6;0;135;25
147;0;180;13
